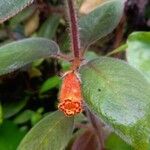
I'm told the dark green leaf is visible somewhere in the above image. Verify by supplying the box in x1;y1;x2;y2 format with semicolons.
40;76;61;94
31;108;44;126
0;121;26;150
61;61;71;71
106;44;127;56
0;38;59;76
3;97;28;118
79;0;124;49
32;59;44;67
28;67;42;78
59;33;70;52
14;110;34;124
0;0;34;23
17;111;74;150
126;32;150;83
80;57;150;150
105;133;133;150
14;108;44;125
85;51;99;61
0;104;2;124
38;15;60;39
9;6;36;28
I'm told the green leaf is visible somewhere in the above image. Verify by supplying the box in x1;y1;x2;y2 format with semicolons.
14;110;34;124
17;111;74;150
59;33;70;52
126;32;150;83
79;0;124;49
31;108;44;126
74;113;87;124
61;61;71;71
85;51;99;61
32;59;44;67
14;108;44;125
38;15;60;39
3;97;28;118
40;76;61;94
0;38;59;76
28;67;42;78
105;133;133;150
0;120;26;150
9;6;36;28
106;44;127;56
0;103;2;124
80;57;150;150
0;0;34;23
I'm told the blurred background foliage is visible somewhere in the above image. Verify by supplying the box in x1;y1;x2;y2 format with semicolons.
0;0;149;149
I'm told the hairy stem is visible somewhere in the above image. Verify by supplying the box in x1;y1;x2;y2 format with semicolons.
66;0;81;59
85;107;106;150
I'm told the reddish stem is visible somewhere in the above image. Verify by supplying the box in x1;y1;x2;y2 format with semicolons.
66;0;81;59
85;107;106;150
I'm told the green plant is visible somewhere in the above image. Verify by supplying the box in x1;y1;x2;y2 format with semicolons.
0;0;150;150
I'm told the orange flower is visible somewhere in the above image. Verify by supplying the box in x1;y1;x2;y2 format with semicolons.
58;71;83;116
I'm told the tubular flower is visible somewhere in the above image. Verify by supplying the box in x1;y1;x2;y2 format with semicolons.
58;71;83;116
